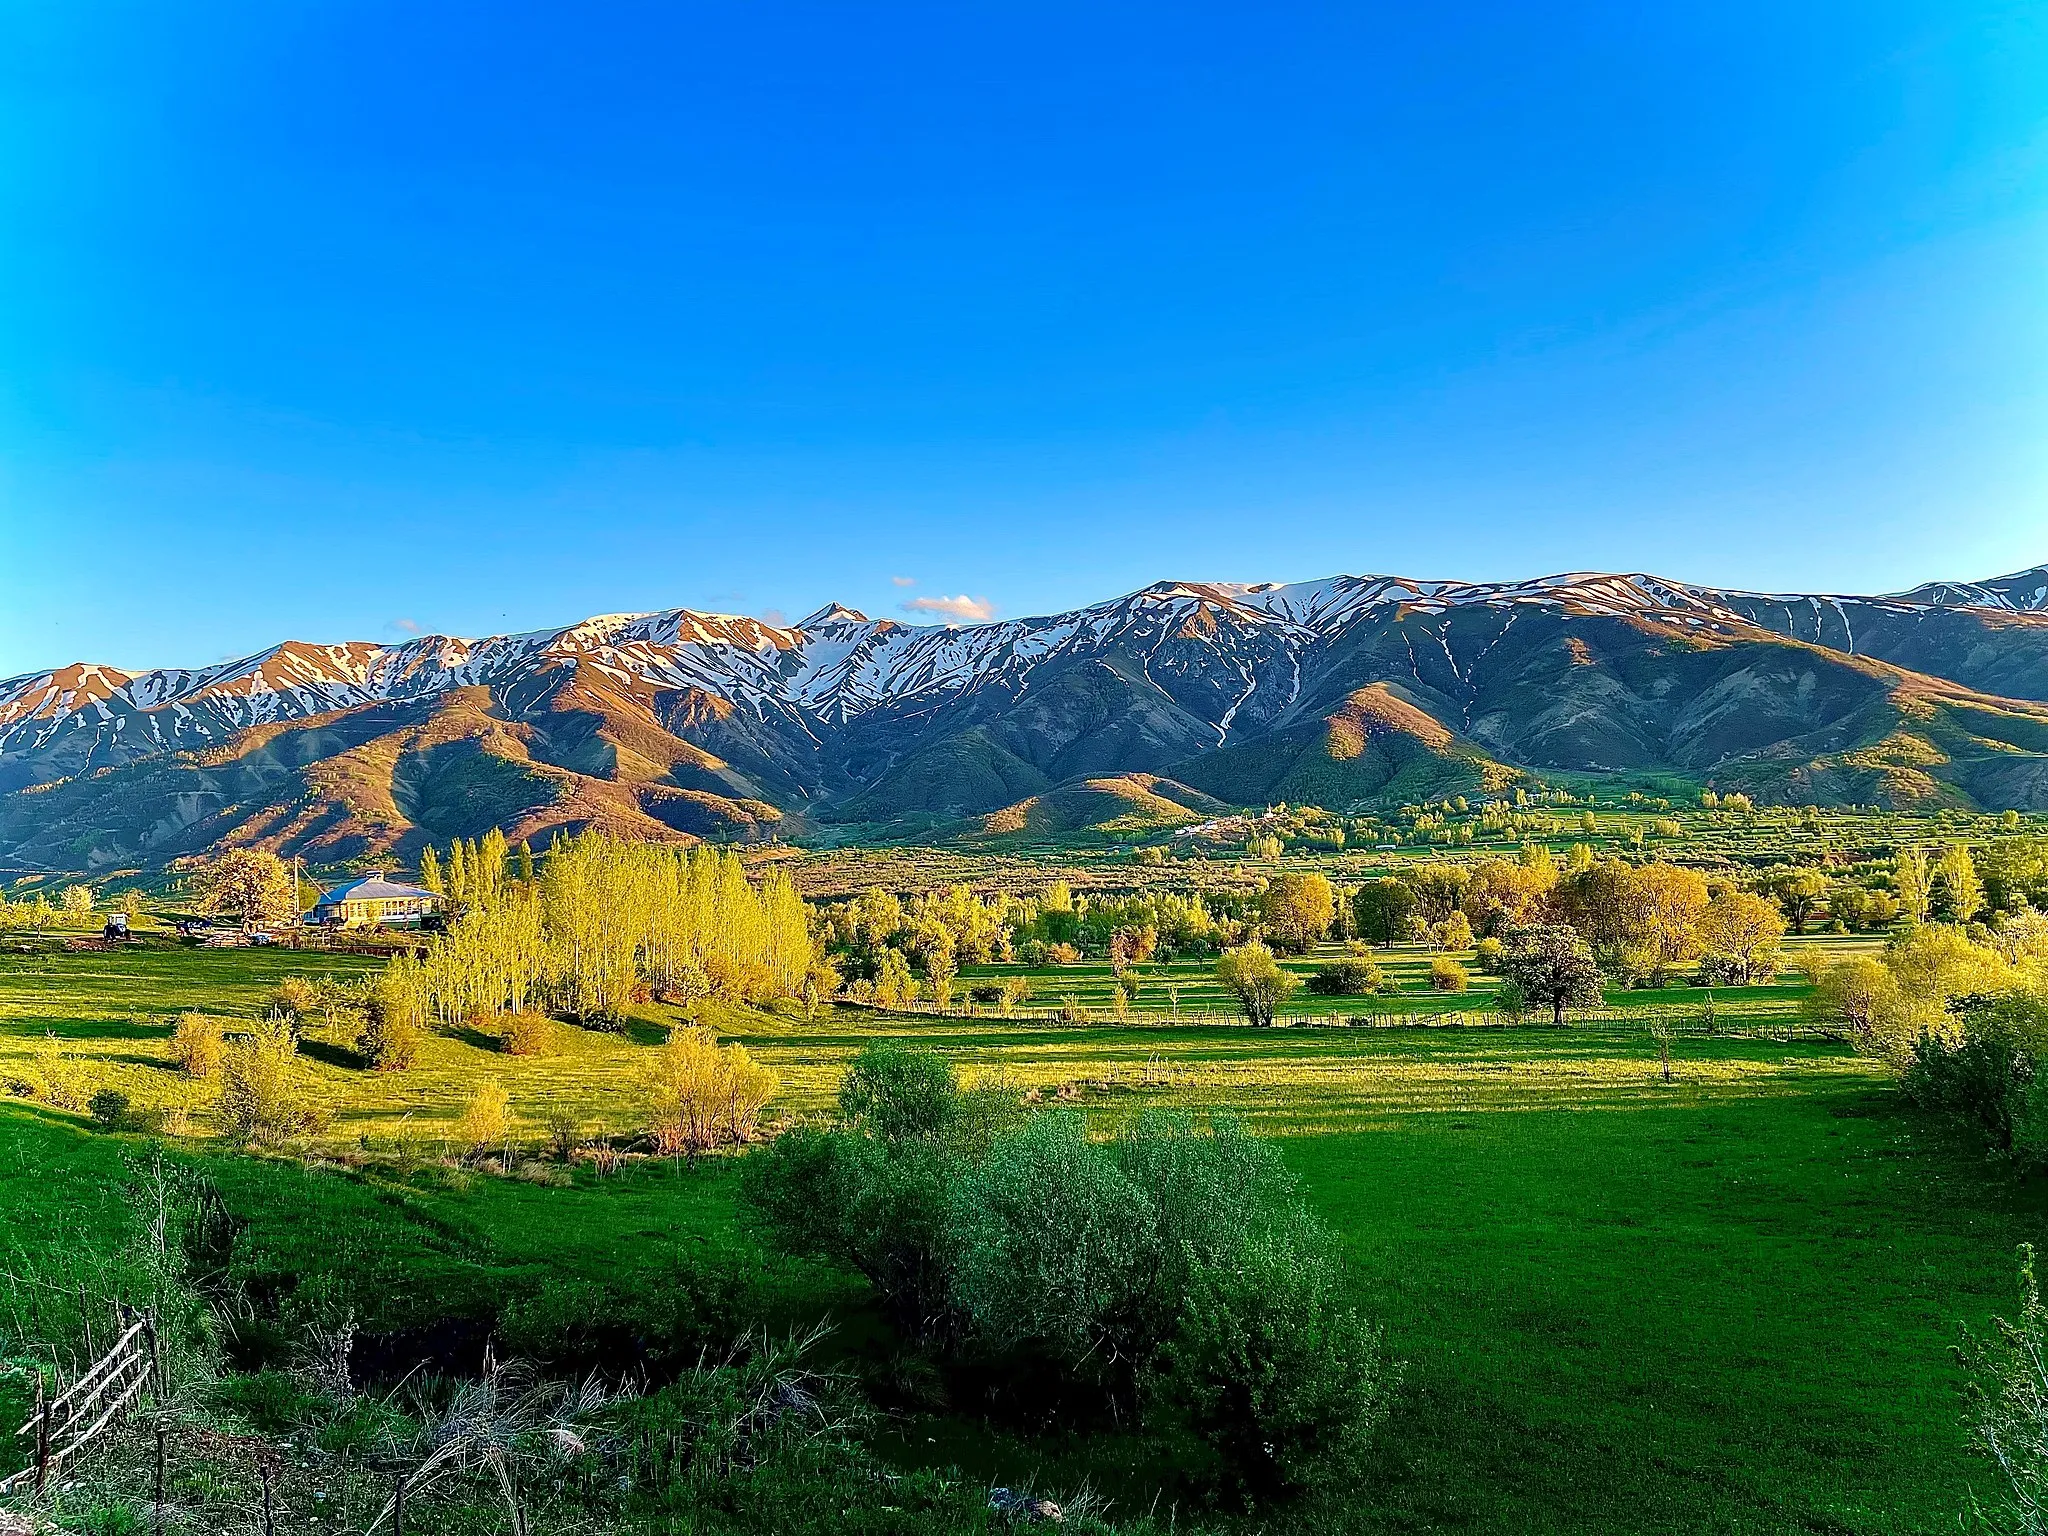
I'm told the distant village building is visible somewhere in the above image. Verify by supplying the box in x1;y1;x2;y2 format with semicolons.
312;874;448;928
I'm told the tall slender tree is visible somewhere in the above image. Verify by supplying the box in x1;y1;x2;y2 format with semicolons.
1893;846;1932;924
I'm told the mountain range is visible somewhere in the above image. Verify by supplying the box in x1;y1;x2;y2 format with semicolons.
5;563;2048;869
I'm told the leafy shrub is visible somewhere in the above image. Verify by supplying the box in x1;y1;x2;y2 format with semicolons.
1904;990;2048;1166
1163;1217;1395;1501
949;1112;1155;1371
1801;955;1895;1048
267;975;319;1021
748;1046;1014;1342
1696;953;1747;985
1595;942;1664;989
218;1020;323;1144
88;1088;131;1129
28;1032;86;1109
839;1041;958;1143
1114;1112;1298;1318
500;1010;553;1056
1905;1028;2025;1143
170;1012;227;1078
747;1124;961;1341
1958;1244;2048;1536
356;992;424;1072
1873;925;2019;1062
458;1080;512;1152
1431;911;1474;951
1429;956;1469;992
1473;936;1505;972
749;1058;1396;1502
542;1109;586;1161
948;1111;1391;1492
641;1027;778;1159
1307;959;1382;996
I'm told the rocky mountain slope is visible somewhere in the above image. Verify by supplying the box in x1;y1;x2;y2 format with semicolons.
4;564;2047;867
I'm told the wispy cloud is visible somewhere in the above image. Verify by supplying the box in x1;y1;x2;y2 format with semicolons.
890;575;916;587
902;594;996;622
389;617;422;635
758;607;787;627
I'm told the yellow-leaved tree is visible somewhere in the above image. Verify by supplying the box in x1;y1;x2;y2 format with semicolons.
641;1026;778;1163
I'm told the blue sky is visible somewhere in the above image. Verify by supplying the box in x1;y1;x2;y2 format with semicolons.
2;2;2045;674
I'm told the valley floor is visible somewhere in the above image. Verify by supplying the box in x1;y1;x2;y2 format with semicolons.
0;943;2039;1532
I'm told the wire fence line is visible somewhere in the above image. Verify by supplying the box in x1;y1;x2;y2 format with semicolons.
838;997;1834;1039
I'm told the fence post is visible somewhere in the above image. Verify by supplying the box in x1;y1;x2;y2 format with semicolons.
394;1469;406;1536
145;1307;161;1404
154;1425;167;1536
33;1373;50;1494
260;1458;276;1536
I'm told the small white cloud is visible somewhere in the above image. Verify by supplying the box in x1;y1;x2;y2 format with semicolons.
890;575;916;587
902;594;996;622
390;618;422;635
758;608;787;627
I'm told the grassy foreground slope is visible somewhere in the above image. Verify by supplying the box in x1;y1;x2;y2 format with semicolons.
2;945;2045;1531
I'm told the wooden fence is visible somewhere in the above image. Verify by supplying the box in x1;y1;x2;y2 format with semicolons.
0;1309;155;1498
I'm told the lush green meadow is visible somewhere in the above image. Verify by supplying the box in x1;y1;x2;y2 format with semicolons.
0;937;1871;1145
2;938;2043;1531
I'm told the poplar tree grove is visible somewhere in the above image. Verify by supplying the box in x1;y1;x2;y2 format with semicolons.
385;832;821;1028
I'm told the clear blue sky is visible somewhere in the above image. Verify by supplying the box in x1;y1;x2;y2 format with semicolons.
3;2;2045;675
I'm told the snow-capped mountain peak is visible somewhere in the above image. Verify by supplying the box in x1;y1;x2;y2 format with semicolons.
2;564;2041;787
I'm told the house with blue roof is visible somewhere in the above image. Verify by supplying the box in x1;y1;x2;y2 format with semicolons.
311;873;448;928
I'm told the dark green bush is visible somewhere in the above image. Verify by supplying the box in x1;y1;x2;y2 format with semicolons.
946;1109;1393;1494
949;1112;1154;1374
745;1121;963;1342
838;1040;960;1143
747;1066;1398;1506
1306;959;1382;996
1163;1218;1396;1502
1903;991;2048;1166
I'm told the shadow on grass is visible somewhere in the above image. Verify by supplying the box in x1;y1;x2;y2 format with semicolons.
297;1038;368;1071
6;1016;171;1042
447;1025;506;1053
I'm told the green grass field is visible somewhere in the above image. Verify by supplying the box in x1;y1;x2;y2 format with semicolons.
2;940;2043;1531
0;939;1865;1144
